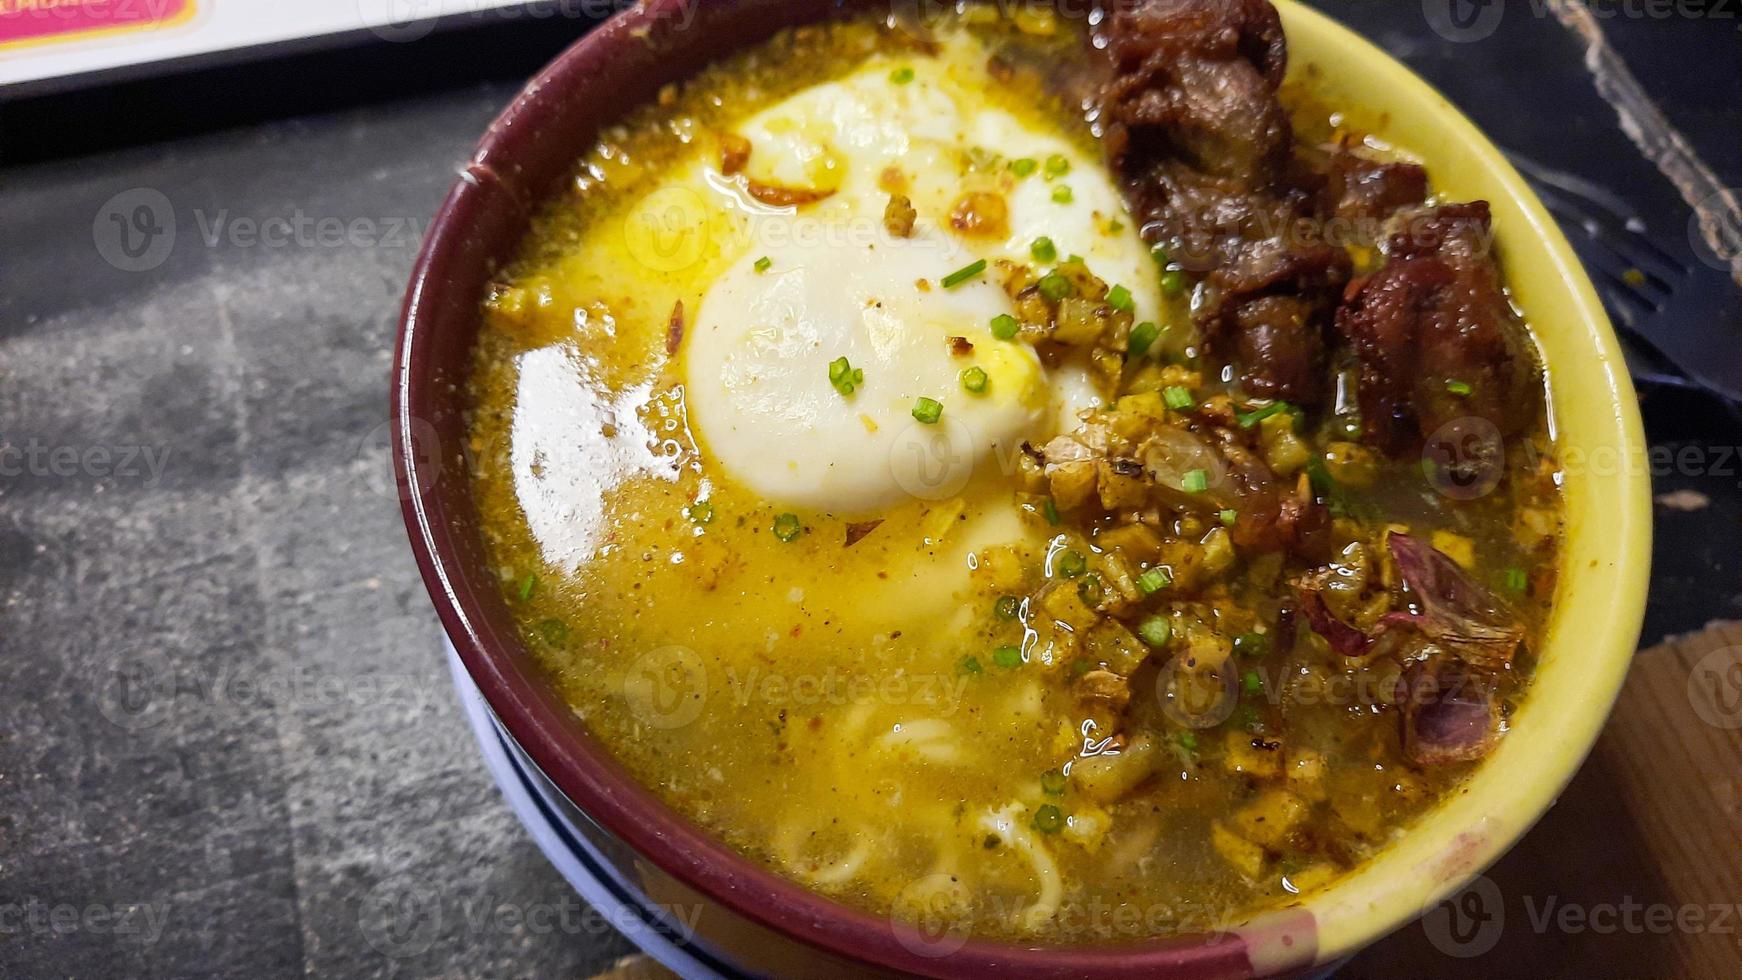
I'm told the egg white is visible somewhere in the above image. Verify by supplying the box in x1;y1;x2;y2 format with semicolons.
664;35;1158;516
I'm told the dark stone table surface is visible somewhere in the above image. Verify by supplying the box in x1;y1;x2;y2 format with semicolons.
2;3;1738;977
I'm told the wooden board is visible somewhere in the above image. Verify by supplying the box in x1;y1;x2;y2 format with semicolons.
1345;622;1742;978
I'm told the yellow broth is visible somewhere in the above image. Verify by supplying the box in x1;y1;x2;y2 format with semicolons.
465;10;1561;943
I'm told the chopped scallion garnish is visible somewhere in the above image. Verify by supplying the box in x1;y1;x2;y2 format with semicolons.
1056;549;1087;578
960;366;989;395
1042;498;1061;525
1504;567;1529;593
1009;157;1038;177
911;397;944;424
1181;469;1209;494
1219;508;1239;526
1137;566;1171;595
1030;236;1057;263
1137;615;1171;648
517;573;538;602
1446;378;1474;397
990;313;1020;340
1051;185;1074;204
1037;271;1075;302
1234;632;1270;658
1177;731;1199;751
772;513;802;542
1040;769;1067;796
754;255;772;273
1160;268;1188;297
1106;284;1134;312
1241;670;1263;695
1127;321;1161;357
828;356;864;396
941;259;987;289
993;645;1023;669
1032;803;1064;834
686;501;715;525
1236;402;1294;429
995;595;1022;621
890;66;915;84
960;655;983;675
1163;386;1195;411
1043;154;1071;180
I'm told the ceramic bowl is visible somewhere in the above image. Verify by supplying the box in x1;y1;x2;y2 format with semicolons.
393;2;1652;974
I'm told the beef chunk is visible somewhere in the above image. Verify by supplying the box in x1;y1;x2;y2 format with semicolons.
1318;151;1429;226
1335;202;1537;451
1096;0;1348;405
1097;0;1290;188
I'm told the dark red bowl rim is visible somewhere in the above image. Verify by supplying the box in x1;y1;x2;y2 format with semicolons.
391;1;1285;976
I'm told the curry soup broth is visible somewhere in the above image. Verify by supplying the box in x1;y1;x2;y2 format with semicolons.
465;9;1561;945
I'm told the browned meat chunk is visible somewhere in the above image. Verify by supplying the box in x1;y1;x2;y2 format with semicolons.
1317;151;1429;226
1097;0;1289;187
1335;202;1537;451
1095;0;1349;406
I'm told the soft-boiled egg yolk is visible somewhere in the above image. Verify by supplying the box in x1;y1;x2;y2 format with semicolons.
680;36;1159;516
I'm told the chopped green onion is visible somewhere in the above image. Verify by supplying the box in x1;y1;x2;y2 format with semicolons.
995;595;1022;621
1233;632;1270;658
828;356;864;396
517;573;538;602
1040;770;1067;796
1043;154;1071;179
686;501;715;525
1163;386;1195;411
1037;271;1075;302
993;644;1023;669
1160;268;1188;297
1136;566;1172;595
1042;498;1061;525
1106;284;1134;312
772;513;803;541
1009;157;1038;177
754;255;772;273
1236;402;1294;429
890;66;915;84
535;618;569;646
1032;803;1064;834
1241;670;1263;695
959;655;983;675
1137;615;1172;648
1051;185;1074;204
990;313;1020;340
1219;508;1239;526
1181;469;1209;494
961;366;989;395
1056;549;1087;578
1127;321;1161;357
1504;567;1529;593
1030;236;1058;263
1446;378;1474;397
911;397;943;425
941;259;987;289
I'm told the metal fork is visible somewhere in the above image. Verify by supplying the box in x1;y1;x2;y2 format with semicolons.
1510;153;1742;412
